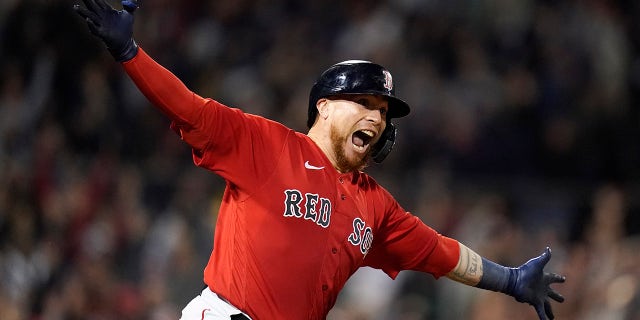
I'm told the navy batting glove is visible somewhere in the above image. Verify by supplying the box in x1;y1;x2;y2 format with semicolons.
478;247;565;320
74;0;139;62
511;248;566;319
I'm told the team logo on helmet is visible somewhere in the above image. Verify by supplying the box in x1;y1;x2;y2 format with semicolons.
383;70;393;91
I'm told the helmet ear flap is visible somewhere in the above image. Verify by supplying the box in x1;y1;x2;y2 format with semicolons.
371;122;397;163
307;84;321;128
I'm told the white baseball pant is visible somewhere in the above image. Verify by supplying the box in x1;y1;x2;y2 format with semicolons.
180;287;252;320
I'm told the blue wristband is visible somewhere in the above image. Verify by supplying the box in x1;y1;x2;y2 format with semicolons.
477;257;517;296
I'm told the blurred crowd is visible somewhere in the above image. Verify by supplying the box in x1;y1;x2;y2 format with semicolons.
1;0;639;319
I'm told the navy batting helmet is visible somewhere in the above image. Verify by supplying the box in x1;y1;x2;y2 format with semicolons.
307;60;411;128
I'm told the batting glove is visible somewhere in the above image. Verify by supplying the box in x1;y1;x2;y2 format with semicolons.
478;247;565;320
74;0;139;62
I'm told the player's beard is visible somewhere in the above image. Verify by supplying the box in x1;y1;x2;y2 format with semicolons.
330;125;370;172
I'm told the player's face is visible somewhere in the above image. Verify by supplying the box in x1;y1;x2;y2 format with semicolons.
326;94;388;172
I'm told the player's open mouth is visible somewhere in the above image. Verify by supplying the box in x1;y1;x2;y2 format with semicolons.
352;129;375;152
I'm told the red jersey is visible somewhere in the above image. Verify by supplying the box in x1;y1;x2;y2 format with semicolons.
123;48;460;319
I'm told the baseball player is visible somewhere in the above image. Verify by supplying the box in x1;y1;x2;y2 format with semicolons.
74;1;566;319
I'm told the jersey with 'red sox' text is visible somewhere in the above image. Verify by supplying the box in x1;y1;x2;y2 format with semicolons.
123;48;460;320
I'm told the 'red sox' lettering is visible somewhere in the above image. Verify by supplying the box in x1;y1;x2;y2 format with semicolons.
283;189;332;228
348;217;373;255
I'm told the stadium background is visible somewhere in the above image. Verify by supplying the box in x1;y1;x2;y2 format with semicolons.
1;0;639;319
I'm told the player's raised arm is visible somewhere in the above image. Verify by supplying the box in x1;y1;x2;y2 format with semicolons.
446;244;565;320
74;0;213;150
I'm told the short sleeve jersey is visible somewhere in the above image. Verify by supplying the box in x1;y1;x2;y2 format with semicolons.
124;49;460;320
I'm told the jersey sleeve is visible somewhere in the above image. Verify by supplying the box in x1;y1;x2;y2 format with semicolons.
186;107;293;193
122;48;291;192
122;48;212;151
363;190;460;280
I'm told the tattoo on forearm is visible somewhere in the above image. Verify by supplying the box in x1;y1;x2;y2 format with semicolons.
448;243;483;286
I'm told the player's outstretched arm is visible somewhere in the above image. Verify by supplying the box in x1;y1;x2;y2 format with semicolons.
446;244;565;320
74;0;139;62
73;0;214;151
